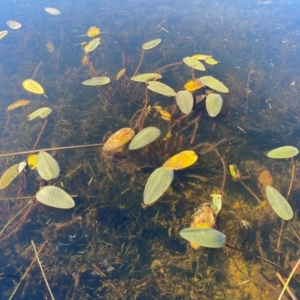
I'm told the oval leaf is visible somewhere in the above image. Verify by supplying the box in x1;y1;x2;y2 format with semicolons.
266;185;293;220
206;93;223;117
180;228;226;248
199;76;229;93
175;91;194;114
0;30;8;40
147;81;176;97
37;151;60;180
7;20;22;30
0;163;20;189
129;127;161;150
142;39;161;50
103;128;135;153
131;73;162;82
163;150;198;170
183;57;205;71
22;79;45;95
84;37;100;53
36;186;75;209
45;7;61;15
28;107;52;120
143;167;174;205
82;77;110;86
267;146;299;159
116;68;126;80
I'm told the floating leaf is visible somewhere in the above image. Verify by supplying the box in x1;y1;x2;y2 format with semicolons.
84;37;100;53
131;73;162;82
163;150;198;170
46;42;54;52
184;79;205;92
142;39;161;50
103;128;135;153
200;76;229;93
7;99;31;111
153;105;171;121
205;57;219;65
36;186;75;209
116;68;126;80
180;228;226;248
45;7;61;15
18;161;27;173
22;79;45;95
266;185;293;220
82;77;110;86
143;167;174;205
267;146;299;159
175;91;194;114
183;57;205;71
0;163;20;189
192;54;212;60
147;81;176;97
129;127;161;150
28;107;52;120
28;154;38;170
37;151;60;181
7;20;22;30
210;194;222;215
206;93;223;117
0;30;8;40
87;26;100;38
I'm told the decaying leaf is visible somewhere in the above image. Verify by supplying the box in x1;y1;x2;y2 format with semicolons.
153;105;171;121
87;26;100;38
131;73;162;82
7;99;31;111
103;128;135;153
163;150;198;170
116;68;126;80
184;79;205;92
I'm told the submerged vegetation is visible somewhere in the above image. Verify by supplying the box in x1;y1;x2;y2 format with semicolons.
0;0;300;299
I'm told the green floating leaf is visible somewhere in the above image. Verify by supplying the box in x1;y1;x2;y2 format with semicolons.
200;76;229;93
210;194;222;215
36;186;75;209
180;228;226;248
206;93;223;117
142;38;161;50
84;37;100;53
82;77;110;86
0;30;8;40
183;57;205;71
143;167;174;205
267;146;299;159
147;81;176;97
129;127;161;150
28;107;52;120
37;151;60;180
131;73;162;82
175;91;194;114
0;163;20;189
265;185;293;220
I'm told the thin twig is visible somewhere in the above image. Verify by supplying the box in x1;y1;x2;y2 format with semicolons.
276;272;297;300
31;240;55;300
31;119;48;150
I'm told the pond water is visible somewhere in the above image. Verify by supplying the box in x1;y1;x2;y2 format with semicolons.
0;0;300;299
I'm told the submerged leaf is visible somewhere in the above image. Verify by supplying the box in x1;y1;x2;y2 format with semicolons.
143;167;174;205
22;79;45;95
267;146;299;159
206;93;223;117
36;186;75;209
46;42;54;52
163;150;198;170
82;77;110;86
129;127;161;150
266;185;293;220
183;57;205;71
7;100;31;111
37;151;60;181
116;68;126;80
200;76;229;93
45;7;61;15
180;228;226;248
147;81;176;97
7;20;22;30
103;128;135;153
28;107;52;120
153;105;171;121
0;30;8;40
142;39;161;50
131;73;162;82
0;163;20;189
84;37;100;53
175;91;194;114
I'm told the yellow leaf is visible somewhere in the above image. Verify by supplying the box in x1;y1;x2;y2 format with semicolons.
103;128;135;153
163;150;198;170
22;79;45;95
153;105;171;121
28;154;38;170
204;57;219;65
87;26;100;38
116;68;126;80
184;79;204;92
7;99;31;111
192;54;212;60
229;165;240;179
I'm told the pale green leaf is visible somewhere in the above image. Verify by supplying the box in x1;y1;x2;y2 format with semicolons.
200;76;229;93
45;7;61;15
129;127;161;150
37;151;60;180
0;30;8;40
183;57;206;71
267;146;299;159
28;107;52;120
206;93;223;117
147;81;176;97
175;90;194;114
84;37;100;53
82;77;110;86
0;163;20;190
142;39;161;50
